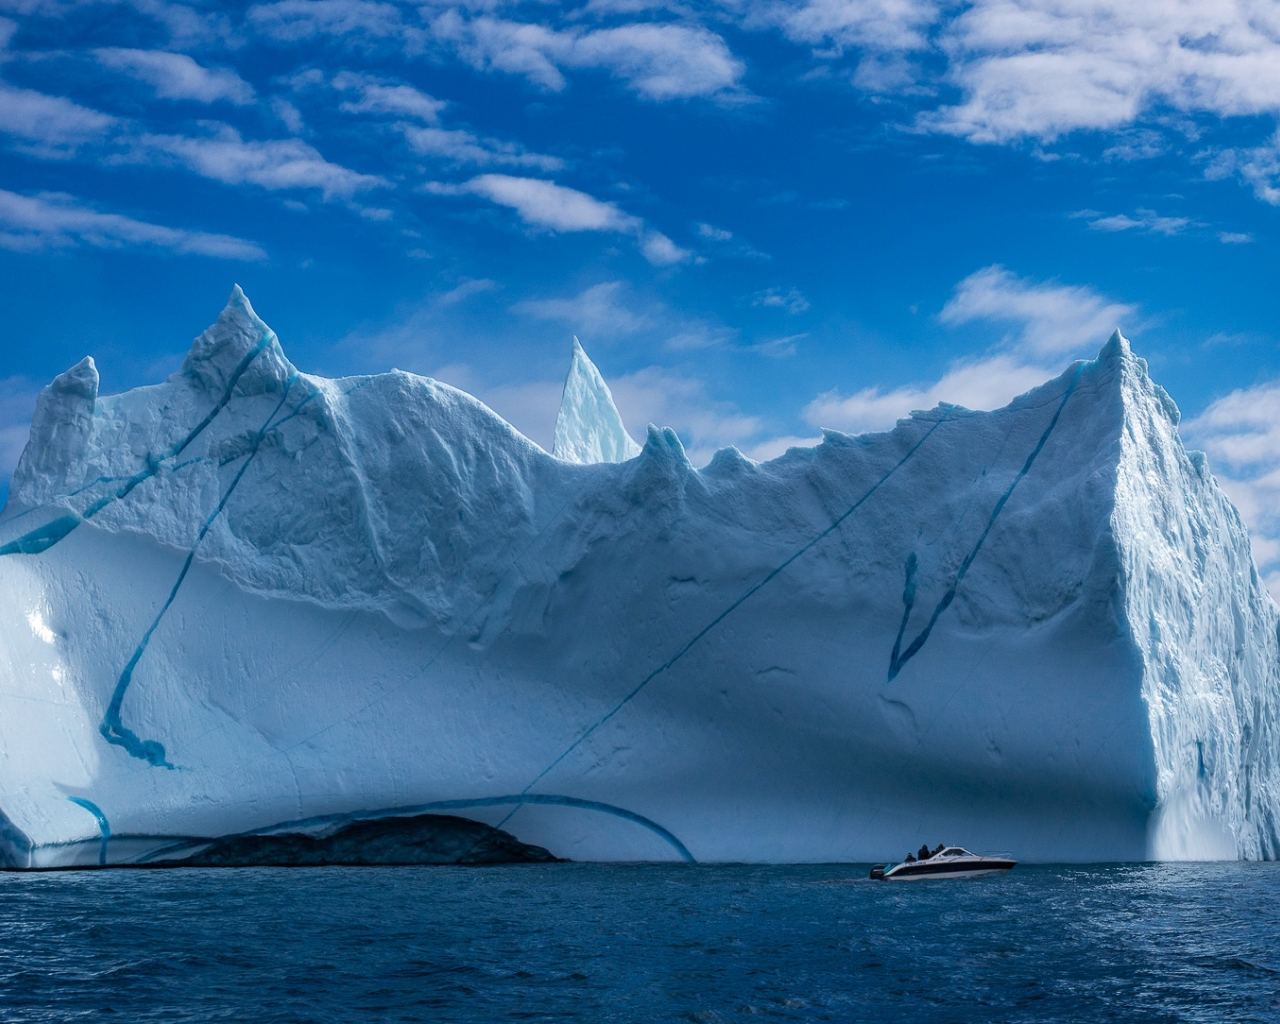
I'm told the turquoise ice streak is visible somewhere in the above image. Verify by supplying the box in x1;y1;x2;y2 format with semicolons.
100;375;299;768
65;798;110;867
888;362;1086;682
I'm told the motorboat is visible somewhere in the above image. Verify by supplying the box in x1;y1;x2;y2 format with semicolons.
869;847;1016;880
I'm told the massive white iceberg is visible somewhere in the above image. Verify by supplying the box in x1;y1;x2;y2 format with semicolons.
0;286;1277;868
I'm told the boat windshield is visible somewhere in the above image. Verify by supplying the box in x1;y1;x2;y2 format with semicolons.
941;848;971;857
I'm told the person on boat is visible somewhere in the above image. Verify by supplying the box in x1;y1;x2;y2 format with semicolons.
932;844;945;856
904;852;916;862
917;843;931;860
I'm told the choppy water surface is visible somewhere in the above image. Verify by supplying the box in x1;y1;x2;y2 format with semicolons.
2;862;1278;1022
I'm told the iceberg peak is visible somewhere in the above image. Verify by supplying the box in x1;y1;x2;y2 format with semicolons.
1100;328;1131;361
551;336;641;464
51;356;99;400
179;285;294;398
10;357;99;502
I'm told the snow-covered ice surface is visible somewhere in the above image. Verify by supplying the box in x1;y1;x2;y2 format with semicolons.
1;287;1277;868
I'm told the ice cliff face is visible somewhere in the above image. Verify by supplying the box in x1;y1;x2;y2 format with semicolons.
552;337;641;464
0;287;1277;867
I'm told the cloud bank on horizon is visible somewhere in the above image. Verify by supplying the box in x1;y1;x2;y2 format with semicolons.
1;0;1280;589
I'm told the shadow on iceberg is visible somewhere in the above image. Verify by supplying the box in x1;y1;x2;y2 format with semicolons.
145;814;559;868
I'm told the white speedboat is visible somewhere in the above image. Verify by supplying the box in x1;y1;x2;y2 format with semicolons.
869;847;1016;880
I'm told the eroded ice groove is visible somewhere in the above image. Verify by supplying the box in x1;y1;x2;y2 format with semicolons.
66;797;110;866
504;413;954;819
887;362;1085;682
0;311;276;558
100;377;299;768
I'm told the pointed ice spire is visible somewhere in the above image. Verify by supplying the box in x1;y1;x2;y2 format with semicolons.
552;337;641;464
180;284;294;397
10;356;100;502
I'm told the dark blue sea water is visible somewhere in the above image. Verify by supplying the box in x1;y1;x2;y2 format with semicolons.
2;863;1277;1023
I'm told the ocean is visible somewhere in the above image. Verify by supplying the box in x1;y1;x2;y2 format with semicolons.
1;862;1277;1022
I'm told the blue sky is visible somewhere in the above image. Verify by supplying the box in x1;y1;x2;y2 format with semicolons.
3;0;1280;585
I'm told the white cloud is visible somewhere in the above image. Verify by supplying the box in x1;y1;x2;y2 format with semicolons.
922;1;1280;143
1183;380;1280;599
436;277;497;306
0;376;36;483
0;188;266;259
428;12;744;100
332;72;446;122
940;264;1136;355
696;222;732;240
639;230;691;265
753;286;810;313
401;125;563;170
609;365;765;464
441;173;640;231
743;433;823;461
804;353;1055;435
513;280;651;337
95;48;255;104
1219;231;1253;244
568;23;745;100
427;174;691;265
247;0;418;45
1205;130;1280;206
744;0;941;53
0;82;115;155
803;265;1133;435
1081;207;1190;236
513;279;727;347
134;126;388;199
752;332;805;358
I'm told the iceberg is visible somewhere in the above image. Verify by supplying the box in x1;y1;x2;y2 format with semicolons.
0;286;1277;868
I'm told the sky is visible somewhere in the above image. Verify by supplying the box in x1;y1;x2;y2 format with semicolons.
2;0;1280;588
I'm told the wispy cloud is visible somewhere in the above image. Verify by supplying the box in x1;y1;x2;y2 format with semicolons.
0;188;266;259
608;365;765;464
752;286;810;314
0;375;37;485
1077;207;1191;236
401;125;564;171
940;264;1136;356
427;173;689;264
513;280;651;337
805;265;1134;435
746;0;940;53
434;173;640;231
0;82;115;156
804;353;1054;435
132;126;388;199
333;72;446;122
1205;131;1280;206
921;2;1280;144
513;280;724;347
248;0;417;45
1183;379;1280;599
428;12;745;100
95;48;255;104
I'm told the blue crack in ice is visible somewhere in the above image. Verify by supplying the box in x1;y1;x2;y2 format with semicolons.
0;329;276;558
100;375;298;768
887;364;1085;682
66;797;110;866
505;412;954;819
